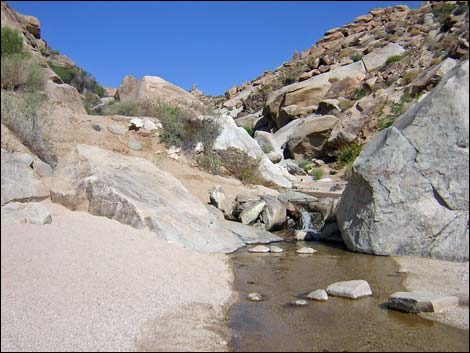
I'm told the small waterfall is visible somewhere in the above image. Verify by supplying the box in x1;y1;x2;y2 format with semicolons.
300;208;321;240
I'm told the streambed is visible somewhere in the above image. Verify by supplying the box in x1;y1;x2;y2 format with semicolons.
228;241;469;352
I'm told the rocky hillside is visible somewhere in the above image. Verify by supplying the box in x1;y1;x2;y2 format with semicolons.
211;1;468;159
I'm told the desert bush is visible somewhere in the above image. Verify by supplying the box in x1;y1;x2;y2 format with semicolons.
350;51;363;62
1;27;23;57
196;152;221;175
402;69;419;85
101;101;140;116
1;91;57;167
377;115;395;131
219;148;262;184
336;142;362;167
261;144;273;154
298;159;310;171
155;103;189;148
353;87;367;100
385;54;402;65
311;168;324;180
1;53;45;92
432;3;457;21
48;62;105;97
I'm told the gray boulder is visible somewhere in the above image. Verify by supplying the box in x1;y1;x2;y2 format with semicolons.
336;61;469;262
261;195;286;231
239;200;266;225
209;186;234;218
50;145;244;253
326;280;372;299
1;149;49;205
213;115;292;189
1;202;52;224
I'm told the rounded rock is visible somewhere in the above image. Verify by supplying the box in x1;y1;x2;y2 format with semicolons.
248;245;271;253
296;247;317;254
307;289;329;301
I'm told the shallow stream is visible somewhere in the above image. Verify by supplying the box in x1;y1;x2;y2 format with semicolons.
228;241;469;352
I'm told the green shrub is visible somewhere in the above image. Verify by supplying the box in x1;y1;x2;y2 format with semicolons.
354;87;367;100
242;125;254;137
311;168;324;180
1;53;45;92
350;52;363;62
156;103;189;148
298;159;310;170
1;91;57;167
1;27;23;57
432;3;457;21
261;144;273;154
48;62;105;97
377;115;395;131
101;101;140;116
196;152;221;175
385;54;402;65
336;142;362;167
282;76;296;85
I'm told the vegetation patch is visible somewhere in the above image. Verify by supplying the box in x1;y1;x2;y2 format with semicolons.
385;54;402;65
336;142;362;168
311;168;324;181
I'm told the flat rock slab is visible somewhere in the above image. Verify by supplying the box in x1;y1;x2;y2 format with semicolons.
296;247;317;254
50;145;244;253
222;221;282;244
386;291;459;313
269;245;284;253
248;245;271;253
326;280;372;299
1;202;52;225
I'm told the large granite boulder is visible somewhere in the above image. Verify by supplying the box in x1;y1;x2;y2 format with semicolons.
336;61;469;262
1;149;49;205
361;43;405;72
50;145;244;253
213;115;292;189
273;114;338;159
1;202;51;224
115;75;203;109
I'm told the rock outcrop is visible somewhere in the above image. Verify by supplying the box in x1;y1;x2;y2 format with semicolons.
1;149;49;205
115;75;203;110
213;115;292;189
336;61;469;262
50;145;245;253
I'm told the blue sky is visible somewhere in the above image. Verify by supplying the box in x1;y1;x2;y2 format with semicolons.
9;1;421;96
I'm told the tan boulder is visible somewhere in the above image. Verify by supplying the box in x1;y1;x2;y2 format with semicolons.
115;75;203;109
354;13;374;23
266;61;365;129
317;31;344;45
17;13;40;38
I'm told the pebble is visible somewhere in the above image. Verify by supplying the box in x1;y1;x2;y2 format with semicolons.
307;289;329;301
248;292;263;302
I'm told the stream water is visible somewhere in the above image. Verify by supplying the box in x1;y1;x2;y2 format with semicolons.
228;240;469;352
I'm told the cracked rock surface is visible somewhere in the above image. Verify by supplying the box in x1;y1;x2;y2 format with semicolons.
336;61;469;262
